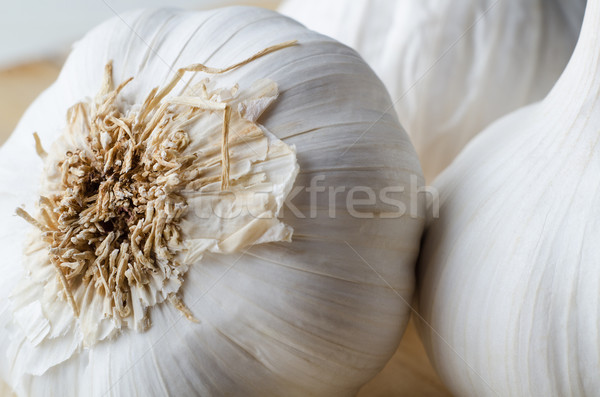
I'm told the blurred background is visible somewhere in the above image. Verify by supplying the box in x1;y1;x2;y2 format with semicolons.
0;1;450;396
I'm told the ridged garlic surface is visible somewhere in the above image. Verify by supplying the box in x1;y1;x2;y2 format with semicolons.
0;7;425;397
417;0;600;395
279;0;585;181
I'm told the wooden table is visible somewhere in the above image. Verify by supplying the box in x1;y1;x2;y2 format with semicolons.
0;61;61;143
0;61;451;397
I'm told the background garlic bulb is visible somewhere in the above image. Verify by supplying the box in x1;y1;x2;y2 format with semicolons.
279;0;585;181
417;0;600;395
0;7;425;396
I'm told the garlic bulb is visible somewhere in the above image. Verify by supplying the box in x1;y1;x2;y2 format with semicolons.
0;7;425;396
417;0;600;395
279;0;585;181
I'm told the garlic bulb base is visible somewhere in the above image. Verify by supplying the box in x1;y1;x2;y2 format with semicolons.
13;43;299;347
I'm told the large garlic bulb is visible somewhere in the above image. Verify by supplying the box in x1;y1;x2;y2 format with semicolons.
279;0;585;181
0;7;425;396
417;0;600;395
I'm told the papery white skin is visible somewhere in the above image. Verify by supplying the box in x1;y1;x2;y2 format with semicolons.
279;0;585;181
0;7;425;397
417;0;600;395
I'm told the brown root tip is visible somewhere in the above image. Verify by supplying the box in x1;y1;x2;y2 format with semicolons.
16;207;47;231
168;294;199;323
33;132;47;159
221;105;231;191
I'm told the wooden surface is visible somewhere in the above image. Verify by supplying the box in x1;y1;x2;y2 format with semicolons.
0;61;61;143
0;61;451;397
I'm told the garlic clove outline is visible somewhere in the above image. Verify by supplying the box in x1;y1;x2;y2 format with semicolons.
417;0;600;395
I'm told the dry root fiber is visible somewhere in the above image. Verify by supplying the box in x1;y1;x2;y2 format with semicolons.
17;41;296;325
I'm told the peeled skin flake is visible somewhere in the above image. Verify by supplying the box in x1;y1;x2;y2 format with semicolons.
0;7;424;397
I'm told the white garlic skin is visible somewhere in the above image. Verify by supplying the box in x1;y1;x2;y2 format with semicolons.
416;1;600;395
279;0;585;181
0;7;425;397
